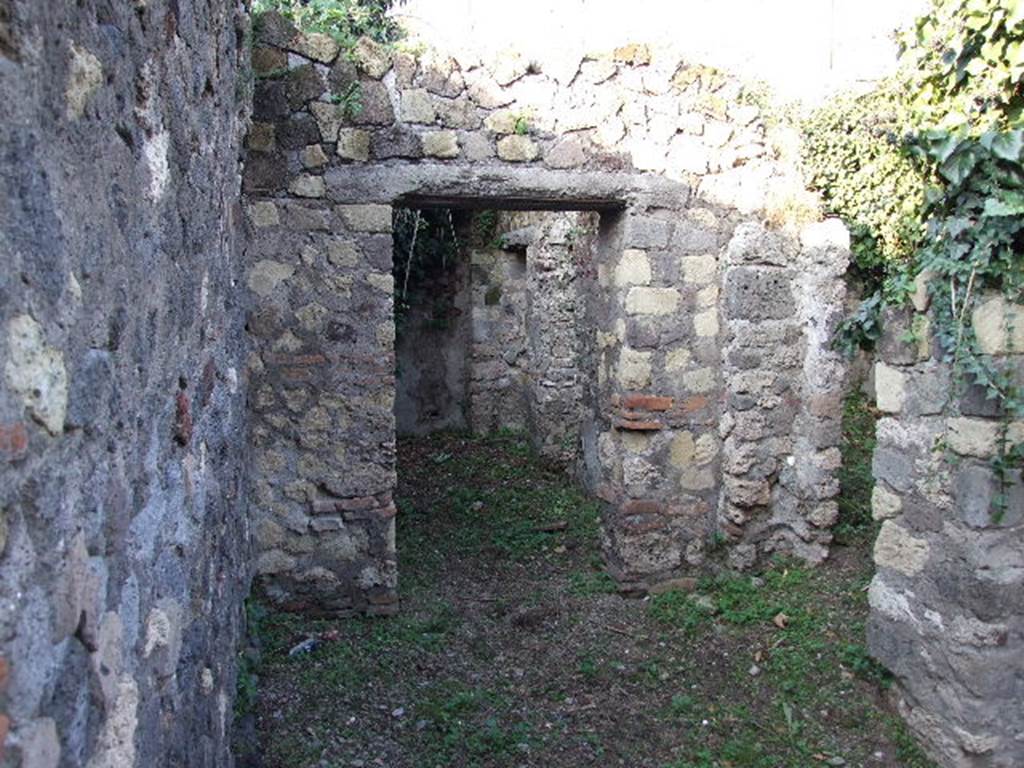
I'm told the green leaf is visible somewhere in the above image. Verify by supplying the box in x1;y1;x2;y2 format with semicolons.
981;39;1006;64
990;131;1024;161
984;197;1024;216
965;56;988;76
1007;40;1024;68
939;148;978;184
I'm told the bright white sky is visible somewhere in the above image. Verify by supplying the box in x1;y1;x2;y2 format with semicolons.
396;0;926;103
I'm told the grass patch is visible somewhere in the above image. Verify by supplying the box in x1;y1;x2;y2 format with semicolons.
397;430;602;586
415;682;533;767
249;430;936;768
647;560;933;767
835;390;880;543
568;566;617;597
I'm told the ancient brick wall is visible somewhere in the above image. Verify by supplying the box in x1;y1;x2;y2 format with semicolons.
0;0;250;765
524;213;598;466
2;3;1011;766
868;293;1024;767
242;14;849;609
718;221;850;569
393;207;596;458
245;202;400;616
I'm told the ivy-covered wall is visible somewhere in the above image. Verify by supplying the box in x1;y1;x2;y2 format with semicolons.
869;294;1024;767
804;5;1024;758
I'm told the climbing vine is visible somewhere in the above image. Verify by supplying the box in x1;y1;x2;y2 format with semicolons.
907;0;1024;518
391;208;462;341
816;0;1024;517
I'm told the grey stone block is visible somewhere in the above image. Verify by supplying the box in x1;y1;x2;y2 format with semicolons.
723;267;795;321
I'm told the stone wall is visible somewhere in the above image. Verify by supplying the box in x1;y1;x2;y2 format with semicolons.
242;15;849;609
467;215;533;435
718;221;850;569
394;208;596;463
245;201;399;616
524;213;598;465
0;0;250;766
467;211;596;465
868;292;1024;767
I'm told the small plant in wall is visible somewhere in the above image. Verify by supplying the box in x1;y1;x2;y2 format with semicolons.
513;113;530;136
330;81;364;119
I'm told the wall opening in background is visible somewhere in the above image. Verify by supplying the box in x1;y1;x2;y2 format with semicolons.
392;206;600;469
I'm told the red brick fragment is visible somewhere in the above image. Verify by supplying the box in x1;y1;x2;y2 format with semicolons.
621;499;664;516
680;395;709;413
0;713;8;760
200;359;217;407
174;392;193;446
310;499;338;515
0;423;28;460
280;368;315;381
648;577;698;595
265;353;328;366
622;395;674;412
367;589;399;605
618;515;666;534
337;496;377;512
615;419;663;431
720;522;744;539
0;657;8;691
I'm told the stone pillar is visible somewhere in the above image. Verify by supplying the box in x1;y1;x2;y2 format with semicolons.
245;200;398;616
592;203;724;591
868;291;1024;766
717;220;848;570
525;213;594;465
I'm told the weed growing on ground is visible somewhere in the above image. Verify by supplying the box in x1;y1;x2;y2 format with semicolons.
416;682;533;767
835;389;880;544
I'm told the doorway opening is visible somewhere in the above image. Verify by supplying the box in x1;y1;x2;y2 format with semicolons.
391;206;602;469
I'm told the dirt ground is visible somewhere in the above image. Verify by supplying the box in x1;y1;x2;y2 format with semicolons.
244;428;934;768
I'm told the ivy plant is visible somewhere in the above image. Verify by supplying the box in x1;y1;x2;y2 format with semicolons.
252;0;404;47
823;0;1024;517
802;83;925;280
906;0;1024;517
900;0;1024;131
